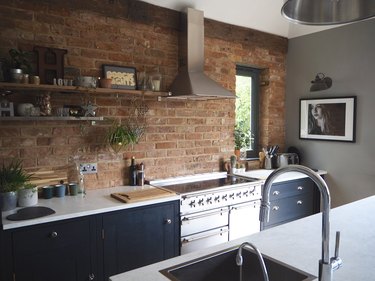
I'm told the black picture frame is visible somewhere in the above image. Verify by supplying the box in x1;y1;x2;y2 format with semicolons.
299;96;356;142
102;65;137;90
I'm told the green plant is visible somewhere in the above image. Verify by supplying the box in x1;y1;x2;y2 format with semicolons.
234;124;250;150
23;182;37;190
0;160;32;193
8;48;33;73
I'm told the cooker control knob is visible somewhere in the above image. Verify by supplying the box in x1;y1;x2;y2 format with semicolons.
214;196;220;202
236;192;242;198
243;191;249;197
229;193;235;199
189;200;196;207
198;199;204;206
222;194;228;201
206;197;213;204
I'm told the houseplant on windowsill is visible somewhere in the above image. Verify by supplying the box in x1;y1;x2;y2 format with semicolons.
0;160;32;211
234;124;251;159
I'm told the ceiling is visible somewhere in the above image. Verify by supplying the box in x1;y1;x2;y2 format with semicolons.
141;0;342;38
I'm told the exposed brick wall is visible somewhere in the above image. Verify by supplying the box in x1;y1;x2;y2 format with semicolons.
0;0;287;189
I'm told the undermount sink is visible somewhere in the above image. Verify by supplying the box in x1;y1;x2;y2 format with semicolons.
160;246;316;281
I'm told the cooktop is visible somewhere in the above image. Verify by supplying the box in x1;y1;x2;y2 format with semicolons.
151;175;258;194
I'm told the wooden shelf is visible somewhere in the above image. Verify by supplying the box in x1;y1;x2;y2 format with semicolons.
0;82;171;97
0;116;104;121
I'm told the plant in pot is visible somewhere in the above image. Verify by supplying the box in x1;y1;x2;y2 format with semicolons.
8;48;33;83
106;120;145;153
18;182;38;207
0;160;32;211
234;124;251;159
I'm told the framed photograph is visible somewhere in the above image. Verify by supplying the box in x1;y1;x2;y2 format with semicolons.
299;96;356;142
102;65;137;90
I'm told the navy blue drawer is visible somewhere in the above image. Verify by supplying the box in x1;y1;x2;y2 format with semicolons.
266;192;314;226
268;178;315;201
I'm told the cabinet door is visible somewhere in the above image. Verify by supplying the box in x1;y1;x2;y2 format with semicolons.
229;200;260;241
12;217;96;281
102;200;179;280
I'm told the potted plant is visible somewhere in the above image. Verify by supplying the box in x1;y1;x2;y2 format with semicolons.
8;48;33;83
18;182;38;207
234;124;251;159
106;120;145;153
0;160;32;211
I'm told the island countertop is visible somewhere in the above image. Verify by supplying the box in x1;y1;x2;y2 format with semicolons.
110;194;375;281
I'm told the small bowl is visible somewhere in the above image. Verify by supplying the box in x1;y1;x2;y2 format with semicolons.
17;103;34;116
99;78;112;88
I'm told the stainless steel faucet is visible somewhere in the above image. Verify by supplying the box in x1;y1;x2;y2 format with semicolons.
259;165;342;281
236;242;269;281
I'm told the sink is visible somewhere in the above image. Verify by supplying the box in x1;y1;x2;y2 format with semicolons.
160;246;316;281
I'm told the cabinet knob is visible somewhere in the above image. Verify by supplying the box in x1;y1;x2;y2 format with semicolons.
272;206;279;211
89;273;95;280
165;219;172;224
50;231;58;238
272;190;280;196
297;200;303;205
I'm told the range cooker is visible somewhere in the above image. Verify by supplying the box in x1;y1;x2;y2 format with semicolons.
150;172;262;255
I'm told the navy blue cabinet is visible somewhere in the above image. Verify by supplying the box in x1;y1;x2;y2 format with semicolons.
261;178;321;230
7;217;97;281
1;200;179;281
100;200;180;281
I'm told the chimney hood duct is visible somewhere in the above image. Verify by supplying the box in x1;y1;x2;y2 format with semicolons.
169;8;236;100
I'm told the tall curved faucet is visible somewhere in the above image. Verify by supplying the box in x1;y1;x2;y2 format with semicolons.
259;165;342;281
236;242;269;281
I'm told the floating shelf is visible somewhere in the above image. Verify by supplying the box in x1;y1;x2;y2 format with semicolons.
0;116;104;121
0;82;171;97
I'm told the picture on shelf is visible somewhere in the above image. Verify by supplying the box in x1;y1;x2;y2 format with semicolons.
102;65;137;90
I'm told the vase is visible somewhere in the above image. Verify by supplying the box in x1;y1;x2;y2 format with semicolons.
18;187;38;207
0;191;18;211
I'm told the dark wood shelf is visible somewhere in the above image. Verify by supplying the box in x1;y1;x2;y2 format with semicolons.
0;82;171;97
0;116;104;121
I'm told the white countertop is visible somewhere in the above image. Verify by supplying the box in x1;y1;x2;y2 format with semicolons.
1;185;180;230
1;169;327;230
110;194;375;281
236;169;327;182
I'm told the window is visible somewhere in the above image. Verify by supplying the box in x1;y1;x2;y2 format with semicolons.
235;65;260;159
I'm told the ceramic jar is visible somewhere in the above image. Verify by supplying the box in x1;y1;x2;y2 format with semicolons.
18;187;38;207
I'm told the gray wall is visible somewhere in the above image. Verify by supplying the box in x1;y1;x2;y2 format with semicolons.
285;19;375;207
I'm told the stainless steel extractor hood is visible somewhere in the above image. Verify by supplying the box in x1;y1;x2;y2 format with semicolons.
169;8;236;100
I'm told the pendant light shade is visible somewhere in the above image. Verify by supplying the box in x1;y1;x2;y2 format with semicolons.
282;0;375;25
310;73;332;92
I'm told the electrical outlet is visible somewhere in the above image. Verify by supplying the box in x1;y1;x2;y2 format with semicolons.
79;163;98;174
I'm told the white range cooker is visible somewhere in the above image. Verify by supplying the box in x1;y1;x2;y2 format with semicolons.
150;172;262;255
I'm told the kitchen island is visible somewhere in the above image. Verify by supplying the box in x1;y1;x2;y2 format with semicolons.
110;194;375;281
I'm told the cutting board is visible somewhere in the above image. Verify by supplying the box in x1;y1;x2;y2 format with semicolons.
111;187;176;203
26;166;68;187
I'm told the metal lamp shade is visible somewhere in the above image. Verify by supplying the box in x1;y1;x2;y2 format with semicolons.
282;0;375;25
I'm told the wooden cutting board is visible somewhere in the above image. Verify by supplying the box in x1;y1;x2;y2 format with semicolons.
111;187;176;203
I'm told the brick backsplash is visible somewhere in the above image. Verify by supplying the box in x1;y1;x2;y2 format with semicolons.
0;0;287;189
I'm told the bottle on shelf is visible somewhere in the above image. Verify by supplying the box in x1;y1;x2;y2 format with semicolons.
129;156;137;186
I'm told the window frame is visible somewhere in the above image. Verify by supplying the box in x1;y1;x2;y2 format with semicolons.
235;65;260;159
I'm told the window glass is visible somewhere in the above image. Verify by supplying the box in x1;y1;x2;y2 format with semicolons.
235;66;260;159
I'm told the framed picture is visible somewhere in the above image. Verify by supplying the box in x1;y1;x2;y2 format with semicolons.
102;65;137;90
299;96;356;142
